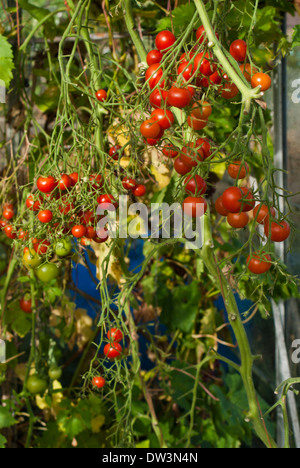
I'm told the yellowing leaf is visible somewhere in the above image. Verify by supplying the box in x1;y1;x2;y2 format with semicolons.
93;241;124;286
91;414;105;433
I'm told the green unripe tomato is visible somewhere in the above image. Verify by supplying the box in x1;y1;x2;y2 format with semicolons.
48;366;62;380
23;248;42;269
26;374;48;395
36;263;59;283
54;237;73;257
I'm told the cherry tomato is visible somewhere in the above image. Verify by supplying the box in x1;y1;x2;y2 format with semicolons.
23;248;42;269
240;187;255;212
146;49;163;66
97;194;118;209
122;177;137;191
0;219;8;229
251;73;272;92
182;196;207;218
26;374;48;395
18;228;28;240
221;187;244;213
37;176;57;193
89;174;103;191
196;25;219;44
191;100;212;120
109;145;123;160
196;138;211;160
155;30;176;52
145;63;163;89
2;207;14;220
174;156;191;176
58;173;71;191
38;209;53;223
133;184;146;197
54;237;73;257
20;296;33;313
104;342;122;359
36;263;59;283
264;219;291;242
33;238;51;255
227;161;249;179
150;108;174;130
4;225;16;239
187;115;208;131
162;144;179;159
95;89;107;102
247;252;272;274
69;172;79;186
71;225;86;238
193;52;216;76
215;196;229;216
149;89;168;108
167;87;192;109
229;39;247;62
253;203;276;225
181;142;204;168
92;376;106;388
26;194;41;212
140;119;161;139
94;227;109;243
184;175;207;196
48;366;62;380
221;81;239;99
107;328;123;342
177;61;194;81
227;212;249;228
239;63;258;83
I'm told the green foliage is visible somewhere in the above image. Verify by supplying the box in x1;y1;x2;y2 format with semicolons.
0;35;14;87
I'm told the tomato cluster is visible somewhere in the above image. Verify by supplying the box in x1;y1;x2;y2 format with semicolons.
215;162;291;274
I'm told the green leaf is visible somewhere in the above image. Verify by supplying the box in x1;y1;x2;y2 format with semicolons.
0;433;7;448
0;406;17;429
292;25;300;48
156;3;199;36
0;35;14;88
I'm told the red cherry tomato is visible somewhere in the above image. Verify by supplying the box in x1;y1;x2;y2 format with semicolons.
20;297;33;313
174;156;191;176
107;327;123;342
92;376;106;388
109;145;123;160
95;89;107;102
264;219;291;242
37;176;57;194
97;194;118;209
227;161;249;179
69;172;79;186
221;82;239;100
196;25;219;44
155;30;176;52
180;142;204;168
149;89;168;108
146;49;163;66
239;187;255;212
251;73;272;92
162;144;179;159
33;238;51;255
187;115;208;131
104;342;122;359
38;209;53;224
253;203;276;225
89;174;103;191
145;63;163;89
191;100;212;120
133;184;146;197
215;196;229;216
71;225;86;238
122;177;137;191
167;87;192;109
58;174;71;191
4;225;16;239
229;39;247;62
247;252;272;274
227;212;249;228
182;196;207;218
150;108;174;130
184;175;207;196
140;119;161;139
2;208;14;220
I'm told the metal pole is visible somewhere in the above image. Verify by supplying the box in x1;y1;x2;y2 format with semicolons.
272;13;300;448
